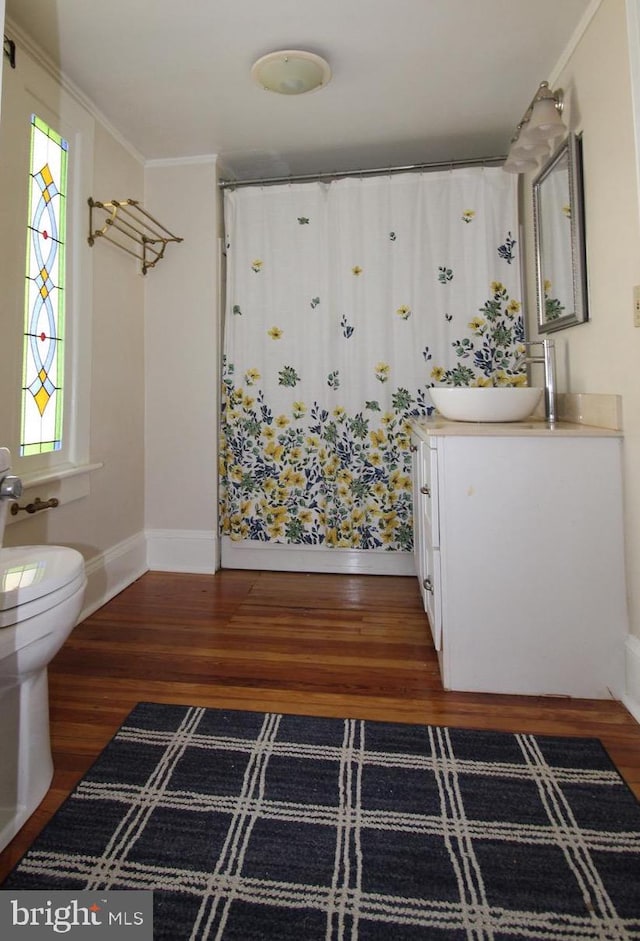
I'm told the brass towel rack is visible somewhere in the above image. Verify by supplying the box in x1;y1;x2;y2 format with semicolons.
88;198;183;274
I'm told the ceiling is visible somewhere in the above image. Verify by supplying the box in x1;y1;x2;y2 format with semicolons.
4;0;595;182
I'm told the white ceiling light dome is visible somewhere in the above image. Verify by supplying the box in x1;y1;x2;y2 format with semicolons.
251;50;331;95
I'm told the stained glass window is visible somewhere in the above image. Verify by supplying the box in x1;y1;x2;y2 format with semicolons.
20;114;68;456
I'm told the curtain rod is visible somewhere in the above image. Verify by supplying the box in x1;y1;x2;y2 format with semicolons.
218;154;506;190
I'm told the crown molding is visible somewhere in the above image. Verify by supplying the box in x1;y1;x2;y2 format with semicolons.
145;154;218;169
549;0;603;83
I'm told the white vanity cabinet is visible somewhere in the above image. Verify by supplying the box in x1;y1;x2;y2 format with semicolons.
410;422;628;699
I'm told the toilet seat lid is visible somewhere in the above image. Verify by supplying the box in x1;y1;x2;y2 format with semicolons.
0;546;85;610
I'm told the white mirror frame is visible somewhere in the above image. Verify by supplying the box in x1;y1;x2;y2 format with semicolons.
532;133;589;333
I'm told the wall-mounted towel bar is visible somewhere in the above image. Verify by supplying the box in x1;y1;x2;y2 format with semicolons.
87;198;183;274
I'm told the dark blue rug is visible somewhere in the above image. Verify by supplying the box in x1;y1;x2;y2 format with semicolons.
3;703;640;939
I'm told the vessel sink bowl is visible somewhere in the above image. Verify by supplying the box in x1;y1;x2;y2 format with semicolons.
430;386;543;422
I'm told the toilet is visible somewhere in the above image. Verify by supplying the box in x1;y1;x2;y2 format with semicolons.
0;447;86;852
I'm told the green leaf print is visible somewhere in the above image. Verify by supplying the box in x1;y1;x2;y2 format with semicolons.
278;366;301;387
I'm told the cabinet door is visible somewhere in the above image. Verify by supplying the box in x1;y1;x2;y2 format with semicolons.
423;545;442;651
411;439;428;609
411;438;442;648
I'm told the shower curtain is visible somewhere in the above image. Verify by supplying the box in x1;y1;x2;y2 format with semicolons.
220;168;523;557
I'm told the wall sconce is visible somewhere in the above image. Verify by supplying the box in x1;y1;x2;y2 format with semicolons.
503;81;565;174
251;50;331;95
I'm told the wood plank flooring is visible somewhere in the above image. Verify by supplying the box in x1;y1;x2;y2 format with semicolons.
1;569;639;881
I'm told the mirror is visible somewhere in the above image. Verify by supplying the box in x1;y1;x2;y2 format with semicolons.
533;132;588;332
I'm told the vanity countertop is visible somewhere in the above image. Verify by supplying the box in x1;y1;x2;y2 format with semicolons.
410;417;622;441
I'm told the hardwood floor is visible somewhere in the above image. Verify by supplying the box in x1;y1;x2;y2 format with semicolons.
1;568;639;881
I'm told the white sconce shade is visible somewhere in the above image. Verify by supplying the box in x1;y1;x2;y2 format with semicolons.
527;96;566;141
251;50;331;95
510;134;550;160
502;153;538;174
503;81;565;175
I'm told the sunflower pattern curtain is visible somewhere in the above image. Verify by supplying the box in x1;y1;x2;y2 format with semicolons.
220;169;523;552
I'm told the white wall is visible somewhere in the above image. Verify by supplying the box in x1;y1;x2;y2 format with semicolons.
523;0;640;717
0;26;148;615
144;159;220;573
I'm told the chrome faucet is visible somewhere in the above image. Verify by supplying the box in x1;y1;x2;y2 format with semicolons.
522;338;557;425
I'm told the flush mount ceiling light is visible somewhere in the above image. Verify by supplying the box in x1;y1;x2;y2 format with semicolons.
251;50;331;95
503;81;565;174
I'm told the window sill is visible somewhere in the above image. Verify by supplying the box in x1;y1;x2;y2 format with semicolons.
6;462;103;525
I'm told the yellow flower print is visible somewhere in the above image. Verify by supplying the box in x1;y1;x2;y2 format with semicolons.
352;265;363;276
490;280;505;295
268;521;284;538
251;259;263;272
279;468;295;486
462;209;475;223
375;362;390;383
369;428;387;449
337;468;353;485
369;452;382;467
298;509;312;525
305;435;320;449
396;305;411;320
351;508;366;525
237;521;249;539
510;373;528;387
293;401;306;419
372;481;386;499
244;368;261;386
431;366;445;381
475;376;493;387
469;316;486;332
324;455;339;476
380;411;394;426
506;299;521;317
333;406;346;420
275;414;289;429
262;426;276;440
263;479;277;495
543;279;553;295
289;446;302;462
493;371;510;386
268;326;283;339
562;204;571;219
242;394;255;409
264;441;284;461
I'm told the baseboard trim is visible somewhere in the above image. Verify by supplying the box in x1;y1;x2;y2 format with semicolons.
220;536;414;576
622;634;640;724
146;528;219;574
81;532;148;620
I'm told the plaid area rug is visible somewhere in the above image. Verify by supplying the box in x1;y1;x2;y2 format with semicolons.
3;703;640;940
